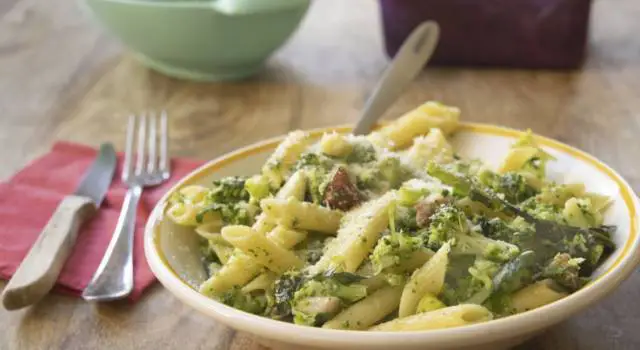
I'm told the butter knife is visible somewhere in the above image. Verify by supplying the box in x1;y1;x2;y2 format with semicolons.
1;143;117;310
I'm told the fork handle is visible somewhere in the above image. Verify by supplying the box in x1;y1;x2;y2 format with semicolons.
82;186;142;301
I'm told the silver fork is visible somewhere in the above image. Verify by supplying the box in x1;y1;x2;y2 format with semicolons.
82;112;170;301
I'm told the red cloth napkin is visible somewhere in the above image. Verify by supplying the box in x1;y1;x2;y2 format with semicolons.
0;141;203;301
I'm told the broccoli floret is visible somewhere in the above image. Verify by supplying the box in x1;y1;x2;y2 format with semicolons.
197;201;258;225
220;287;267;315
426;204;468;249
371;231;424;273
378;156;413;189
292;278;367;326
270;270;305;319
294;153;336;204
355;155;413;193
245;175;272;203
542;253;585;291
520;198;565;223
479;170;538;204
195;176;257;225
295;152;335;171
345;140;377;164
442;258;501;305
209;176;249;202
492;250;536;294
427;204;519;262
397;179;443;206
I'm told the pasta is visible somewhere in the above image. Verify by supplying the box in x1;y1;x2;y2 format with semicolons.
262;130;312;188
323;286;403;330
510;279;568;313
309;192;396;274
167;100;616;332
221;225;304;274
398;242;450;317
261;197;343;234
370;304;493;331
368;101;460;149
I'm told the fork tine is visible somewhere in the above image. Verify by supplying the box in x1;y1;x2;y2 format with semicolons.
159;111;170;176
147;112;157;173
122;115;136;182
135;114;147;176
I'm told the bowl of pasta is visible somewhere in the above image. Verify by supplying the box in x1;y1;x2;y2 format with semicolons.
145;101;640;350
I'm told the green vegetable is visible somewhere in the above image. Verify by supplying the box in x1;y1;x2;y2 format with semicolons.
492;250;536;294
427;204;519;262
220;287;267;315
345;140;377;164
292;278;367;326
416;293;446;313
196;176;257;225
245;175;272;203
478;170;538;204
371;231;424;273
542;253;585;291
271;270;305;319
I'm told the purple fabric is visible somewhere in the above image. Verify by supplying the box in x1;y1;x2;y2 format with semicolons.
379;0;591;68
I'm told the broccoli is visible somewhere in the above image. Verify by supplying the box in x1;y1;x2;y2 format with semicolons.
426;204;520;262
245;175;272;203
291;278;367;326
541;253;586;291
195;176;258;225
441;258;501;305
271;270;305;319
520;197;565;223
209;176;249;202
220;287;267;315
425;204;468;249
196;201;258;225
345;140;377;164
491;250;536;295
478;170;538;204
355;155;413;193
295;152;335;172
371;231;424;273
397;178;444;206
294;153;336;204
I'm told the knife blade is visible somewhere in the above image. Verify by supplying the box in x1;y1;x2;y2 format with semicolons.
1;143;117;310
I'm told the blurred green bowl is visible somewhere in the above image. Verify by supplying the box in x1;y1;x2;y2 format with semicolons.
81;0;311;81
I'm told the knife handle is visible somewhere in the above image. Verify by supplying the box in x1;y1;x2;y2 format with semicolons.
1;195;96;310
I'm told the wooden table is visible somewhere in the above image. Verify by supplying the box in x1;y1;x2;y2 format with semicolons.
2;0;640;348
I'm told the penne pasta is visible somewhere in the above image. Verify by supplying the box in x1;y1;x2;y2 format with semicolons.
510;279;568;313
310;192;396;274
323;286;403;330
242;272;278;293
368;101;460;150
370;304;493;332
405;128;454;168
221;225;304;274
398;242;450;317
262;130;312;188
261;197;343;234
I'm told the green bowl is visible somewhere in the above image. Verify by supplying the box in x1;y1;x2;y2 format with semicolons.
82;0;311;81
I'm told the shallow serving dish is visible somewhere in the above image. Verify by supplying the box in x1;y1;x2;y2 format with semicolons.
144;123;640;350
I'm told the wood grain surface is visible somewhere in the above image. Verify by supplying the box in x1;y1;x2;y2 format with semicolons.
2;0;640;349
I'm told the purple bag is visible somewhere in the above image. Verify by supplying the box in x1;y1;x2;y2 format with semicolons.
379;0;592;68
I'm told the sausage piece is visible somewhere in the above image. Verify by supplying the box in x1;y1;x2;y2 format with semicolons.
323;167;361;211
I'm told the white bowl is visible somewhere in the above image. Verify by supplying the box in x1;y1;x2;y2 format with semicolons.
144;123;640;350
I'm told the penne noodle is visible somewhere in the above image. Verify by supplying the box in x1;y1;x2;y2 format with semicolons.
221;225;304;274
370;304;492;332
511;279;568;313
323;286;403;330
261;197;343;234
398;242;450;317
